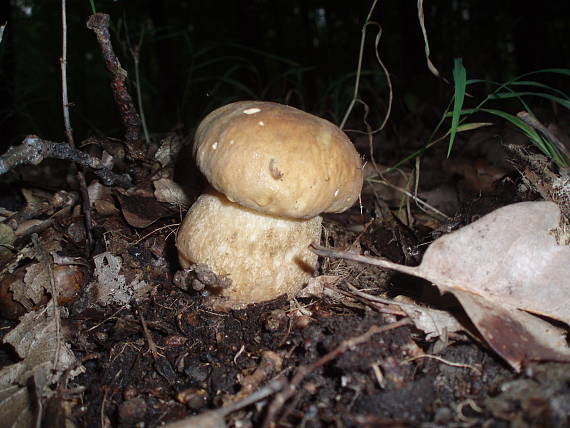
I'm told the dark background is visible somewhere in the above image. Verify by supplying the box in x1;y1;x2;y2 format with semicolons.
0;0;569;150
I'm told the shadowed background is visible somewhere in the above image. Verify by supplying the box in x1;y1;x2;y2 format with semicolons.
0;0;569;149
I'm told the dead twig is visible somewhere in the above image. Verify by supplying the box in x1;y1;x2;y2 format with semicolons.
6;190;77;231
310;243;418;277
261;318;412;428
60;0;73;148
402;354;481;375
60;0;94;255
137;309;177;385
165;379;287;428
76;171;94;253
87;13;142;142
137;311;163;360
0;135;132;187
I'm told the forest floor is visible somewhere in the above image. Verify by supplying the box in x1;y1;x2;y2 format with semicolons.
1;121;570;428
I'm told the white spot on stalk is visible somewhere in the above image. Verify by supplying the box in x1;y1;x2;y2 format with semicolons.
212;142;218;150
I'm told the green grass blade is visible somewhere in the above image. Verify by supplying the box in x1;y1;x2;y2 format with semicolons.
489;92;570;109
509;81;570;100
521;68;570;77
476;108;566;165
448;58;467;156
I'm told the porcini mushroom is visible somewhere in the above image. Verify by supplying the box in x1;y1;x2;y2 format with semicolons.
176;101;363;304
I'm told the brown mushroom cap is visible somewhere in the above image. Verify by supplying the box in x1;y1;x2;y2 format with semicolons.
194;101;363;219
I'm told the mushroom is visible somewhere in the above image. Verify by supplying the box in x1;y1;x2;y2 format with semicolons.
176;101;363;304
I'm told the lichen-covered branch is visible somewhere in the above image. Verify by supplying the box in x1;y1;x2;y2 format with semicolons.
0;135;132;187
87;13;141;142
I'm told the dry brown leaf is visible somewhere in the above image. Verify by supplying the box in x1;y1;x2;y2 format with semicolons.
0;304;78;387
296;275;343;299
419;201;570;324
153;177;191;207
92;252;130;305
0;384;35;428
376;294;463;341
117;193;173;229
21;263;50;305
312;201;570;370
91;252;150;305
0;304;81;427
0;223;15;265
154;135;183;168
1;237;62;276
453;290;570;371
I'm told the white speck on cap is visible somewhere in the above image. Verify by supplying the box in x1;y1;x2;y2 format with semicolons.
259;121;265;126
229;139;235;145
243;108;261;115
212;142;218;150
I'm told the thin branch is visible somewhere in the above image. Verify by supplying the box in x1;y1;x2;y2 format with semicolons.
138;311;162;360
6;190;78;231
60;0;73;147
87;13;141;142
310;243;419;278
366;176;449;219
261;318;412;427
61;0;94;254
402;354;481;375
0;135;132;187
164;379;287;428
76;171;94;251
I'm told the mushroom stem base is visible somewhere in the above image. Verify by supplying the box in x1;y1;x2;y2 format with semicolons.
176;191;322;304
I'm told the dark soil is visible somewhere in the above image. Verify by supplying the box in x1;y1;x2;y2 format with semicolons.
2;127;570;428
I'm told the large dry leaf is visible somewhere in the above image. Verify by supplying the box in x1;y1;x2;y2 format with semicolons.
0;385;34;428
452;290;570;371
419;201;570;324
0;304;80;427
0;304;78;387
312;201;570;370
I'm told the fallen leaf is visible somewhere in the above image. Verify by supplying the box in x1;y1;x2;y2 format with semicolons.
0;303;81;427
0;223;15;264
297;275;342;299
369;293;463;341
92;252;151;305
0;384;34;428
419;201;570;324
117;193;173;229
22;263;50;305
453;290;570;371
312;201;570;370
153;177;191;207
154;135;183;168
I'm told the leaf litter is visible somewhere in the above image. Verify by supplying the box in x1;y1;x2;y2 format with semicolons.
312;201;570;371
